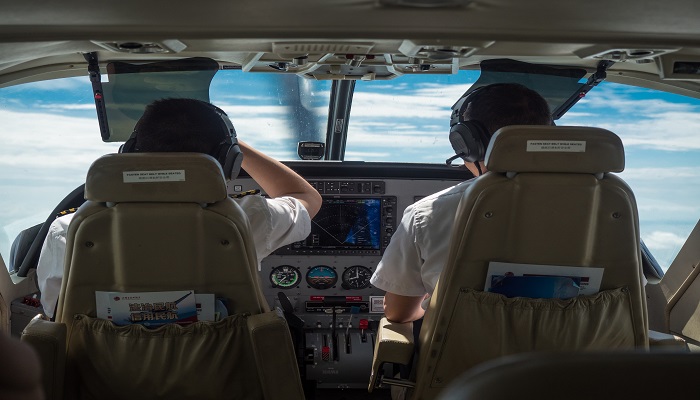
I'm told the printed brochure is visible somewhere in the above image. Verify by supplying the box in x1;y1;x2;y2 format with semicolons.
96;290;216;327
489;275;582;299
484;262;604;298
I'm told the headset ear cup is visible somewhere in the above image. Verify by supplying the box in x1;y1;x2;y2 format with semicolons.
217;143;244;180
226;145;244;181
119;133;138;153
471;120;492;156
208;104;244;180
449;121;487;163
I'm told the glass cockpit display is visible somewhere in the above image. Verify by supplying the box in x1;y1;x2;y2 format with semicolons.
274;194;396;256
300;198;381;251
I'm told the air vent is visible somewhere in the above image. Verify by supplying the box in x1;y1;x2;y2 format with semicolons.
658;54;700;80
575;45;679;62
596;49;666;62
272;42;374;55
92;39;187;54
399;40;492;59
377;0;472;7
415;46;474;60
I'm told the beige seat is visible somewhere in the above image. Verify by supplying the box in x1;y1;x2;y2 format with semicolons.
369;126;648;400
21;153;304;400
437;351;700;400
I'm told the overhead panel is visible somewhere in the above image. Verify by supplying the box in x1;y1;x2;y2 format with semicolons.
240;40;495;80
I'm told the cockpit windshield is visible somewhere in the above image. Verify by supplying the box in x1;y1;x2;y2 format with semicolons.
97;57;589;161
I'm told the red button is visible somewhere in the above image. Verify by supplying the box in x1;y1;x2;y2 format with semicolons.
359;319;369;330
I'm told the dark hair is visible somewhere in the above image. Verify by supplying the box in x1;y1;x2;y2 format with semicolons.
133;98;229;154
465;83;553;135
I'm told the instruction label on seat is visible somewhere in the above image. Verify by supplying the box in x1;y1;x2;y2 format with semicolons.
123;170;186;183
526;140;586;152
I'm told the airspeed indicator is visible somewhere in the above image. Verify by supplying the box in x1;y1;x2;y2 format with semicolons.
270;265;301;289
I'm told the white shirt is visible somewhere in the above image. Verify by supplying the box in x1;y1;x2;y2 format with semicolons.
370;179;475;297
36;195;310;318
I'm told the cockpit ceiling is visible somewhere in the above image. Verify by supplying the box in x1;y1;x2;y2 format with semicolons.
1;0;700;43
2;0;700;92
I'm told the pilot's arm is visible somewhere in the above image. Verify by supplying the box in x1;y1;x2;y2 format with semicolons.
370;202;428;323
383;292;428;323
238;140;322;218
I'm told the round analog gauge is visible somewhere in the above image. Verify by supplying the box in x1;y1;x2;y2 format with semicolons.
270;265;301;289
342;265;373;290
306;266;338;290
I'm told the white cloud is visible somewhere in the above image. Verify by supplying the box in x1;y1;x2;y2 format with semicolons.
562;85;700;151
349;91;455;119
641;229;692;271
620;167;700;180
347;127;449;148
345;151;392;160
562;113;700;151
0;109;120;169
409;83;472;101
35;103;96;111
16;77;89;91
636;202;699;218
578;84;698;114
643;231;687;250
218;104;290;116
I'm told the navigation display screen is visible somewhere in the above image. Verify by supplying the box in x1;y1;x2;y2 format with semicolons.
294;198;382;250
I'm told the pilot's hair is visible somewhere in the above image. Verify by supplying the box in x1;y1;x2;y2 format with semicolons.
465;83;553;135
133;98;229;155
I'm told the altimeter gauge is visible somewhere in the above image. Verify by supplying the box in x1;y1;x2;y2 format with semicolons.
341;265;372;290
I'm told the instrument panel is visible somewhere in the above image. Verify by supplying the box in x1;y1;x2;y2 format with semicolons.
236;162;471;389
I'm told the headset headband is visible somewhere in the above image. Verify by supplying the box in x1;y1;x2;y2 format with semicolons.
451;83;512;127
209;104;237;139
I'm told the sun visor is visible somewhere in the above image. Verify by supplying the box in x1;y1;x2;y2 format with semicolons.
96;57;219;142
452;59;588;118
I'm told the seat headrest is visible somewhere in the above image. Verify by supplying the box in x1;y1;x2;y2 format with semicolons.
485;126;625;174
85;153;228;203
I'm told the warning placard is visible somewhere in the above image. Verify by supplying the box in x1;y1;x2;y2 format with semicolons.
526;140;586;152
123;170;186;183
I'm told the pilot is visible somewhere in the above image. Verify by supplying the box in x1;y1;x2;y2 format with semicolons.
370;83;553;323
36;98;322;319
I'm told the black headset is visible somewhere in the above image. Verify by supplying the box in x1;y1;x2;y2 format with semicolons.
448;84;496;164
120;103;244;181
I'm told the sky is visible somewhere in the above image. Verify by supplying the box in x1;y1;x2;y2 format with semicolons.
0;70;698;271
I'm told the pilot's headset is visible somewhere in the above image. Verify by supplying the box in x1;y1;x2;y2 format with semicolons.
120;103;244;181
447;83;505;165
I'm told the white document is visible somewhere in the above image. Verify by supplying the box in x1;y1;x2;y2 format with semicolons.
194;293;216;322
485;261;604;296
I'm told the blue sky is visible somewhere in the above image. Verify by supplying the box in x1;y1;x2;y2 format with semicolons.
1;71;699;271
